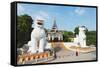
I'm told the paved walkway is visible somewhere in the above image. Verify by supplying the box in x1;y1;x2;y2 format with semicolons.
48;50;96;63
47;42;96;63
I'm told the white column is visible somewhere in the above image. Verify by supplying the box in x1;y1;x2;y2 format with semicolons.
58;35;61;40
48;34;51;40
52;35;54;40
61;35;63;40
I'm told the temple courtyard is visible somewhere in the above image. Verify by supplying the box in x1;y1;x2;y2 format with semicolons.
46;42;96;63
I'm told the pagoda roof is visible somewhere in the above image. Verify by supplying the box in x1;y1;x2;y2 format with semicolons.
52;18;58;30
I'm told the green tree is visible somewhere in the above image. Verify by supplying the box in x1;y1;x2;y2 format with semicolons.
63;31;73;42
63;31;68;42
86;31;96;46
17;14;33;48
74;26;79;35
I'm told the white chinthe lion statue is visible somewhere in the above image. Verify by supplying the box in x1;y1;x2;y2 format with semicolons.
74;26;87;47
27;17;47;54
78;26;86;47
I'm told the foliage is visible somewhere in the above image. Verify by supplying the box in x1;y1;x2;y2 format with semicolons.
74;26;79;35
63;31;74;42
17;14;33;48
86;31;96;46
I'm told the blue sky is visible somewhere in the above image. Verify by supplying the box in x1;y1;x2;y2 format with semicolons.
17;3;96;32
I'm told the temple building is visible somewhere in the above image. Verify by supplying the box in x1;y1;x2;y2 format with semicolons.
47;18;63;42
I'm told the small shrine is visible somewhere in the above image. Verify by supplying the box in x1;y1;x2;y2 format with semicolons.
47;18;63;42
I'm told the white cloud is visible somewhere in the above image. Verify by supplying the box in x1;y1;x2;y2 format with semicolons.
17;4;25;15
75;7;85;15
32;11;50;21
31;11;50;28
39;11;49;19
